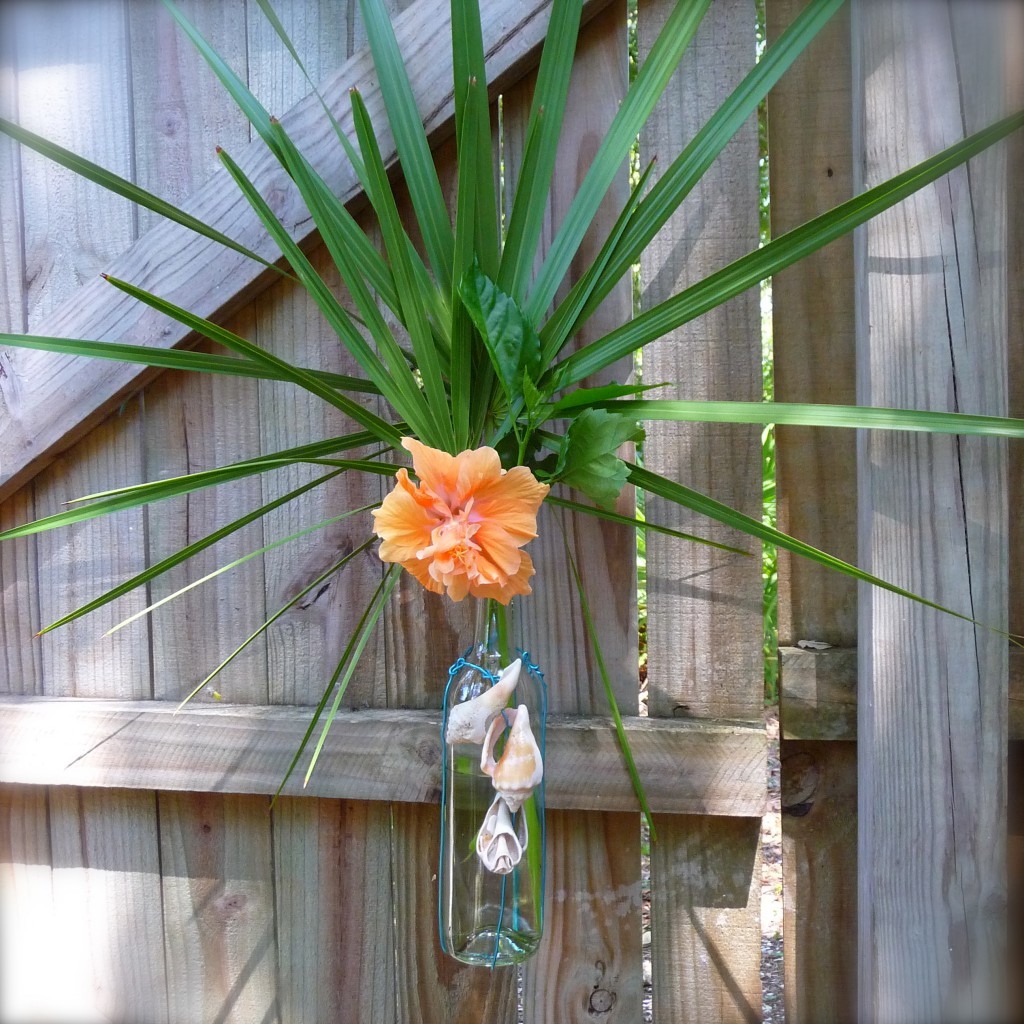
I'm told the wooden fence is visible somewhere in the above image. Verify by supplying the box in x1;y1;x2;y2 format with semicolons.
0;0;1020;1021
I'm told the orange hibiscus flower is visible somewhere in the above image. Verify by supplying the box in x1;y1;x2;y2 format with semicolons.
372;438;550;603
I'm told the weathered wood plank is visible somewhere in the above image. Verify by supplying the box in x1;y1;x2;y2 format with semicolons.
271;796;396;1024
0;786;61;1023
159;791;278;1024
0;698;767;815
245;7;395;1020
0;0;617;505
780;740;857;1024
129;0;270;708
1007;4;1024;1021
780;646;1024;743
778;646;858;742
49;786;168;1024
496;4;644;1018
639;0;764;1019
854;1;1010;1018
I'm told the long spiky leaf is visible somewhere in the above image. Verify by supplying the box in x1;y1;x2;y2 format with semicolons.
358;0;455;293
106;503;378;637
303;565;401;784
561;528;656;838
176;537;377;711
0;332;379;392
551;110;1024;388
38;471;349;636
525;0;712;322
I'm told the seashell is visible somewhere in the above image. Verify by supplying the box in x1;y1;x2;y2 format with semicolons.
481;703;543;812
475;794;528;875
445;658;522;745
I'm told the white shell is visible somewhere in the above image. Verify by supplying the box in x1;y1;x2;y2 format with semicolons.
444;658;522;745
481;703;543;812
475;794;528;875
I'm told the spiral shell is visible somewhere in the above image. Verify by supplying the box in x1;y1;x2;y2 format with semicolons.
444;658;521;745
481;703;543;812
475;794;528;874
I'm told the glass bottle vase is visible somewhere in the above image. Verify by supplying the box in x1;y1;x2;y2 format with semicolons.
439;597;546;966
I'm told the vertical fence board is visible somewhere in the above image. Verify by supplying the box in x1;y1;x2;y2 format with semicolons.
271;797;396;1024
1007;6;1024;1019
854;1;1009;1018
159;791;278;1024
6;9;171;1022
766;1;858;1020
129;0;269;707
639;0;763;1019
0;786;58;1022
499;4;643;1019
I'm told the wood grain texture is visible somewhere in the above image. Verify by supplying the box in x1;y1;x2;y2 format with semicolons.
780;740;857;1024
0;697;766;814
496;4;644;1019
854;2;1010;1018
779;645;1024;743
271;796;396;1024
159;791;277;1024
639;0;764;1019
131;0;267;708
0;6;43;698
0;0;617;504
765;3;860;1014
49;786;168;1024
1007;9;1024;1020
0;785;59;1023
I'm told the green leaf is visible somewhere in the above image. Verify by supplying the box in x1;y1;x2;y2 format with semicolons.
562;532;656;840
107;501;378;637
459;261;542;406
0;116;280;273
163;0;404;317
539;159;657;361
556;408;644;509
0;431;385;540
255;125;443;443
545;495;749;556
595;399;1024;439
349;90;455;450
358;0;455;294
302;565;401;784
551;109;1024;389
549;381;666;416
628;462;1016;637
274;564;399;801
525;0;711;322
0;332;378;393
38;471;352;636
544;0;844;346
498;0;583;301
104;270;404;447
177;537;377;711
451;0;499;277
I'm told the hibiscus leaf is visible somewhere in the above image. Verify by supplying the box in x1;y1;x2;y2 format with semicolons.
459;260;543;408
556;408;645;509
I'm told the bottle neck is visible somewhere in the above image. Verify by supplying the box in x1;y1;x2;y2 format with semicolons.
471;598;516;678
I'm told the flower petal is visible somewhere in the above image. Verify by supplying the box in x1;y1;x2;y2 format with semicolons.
372;469;436;563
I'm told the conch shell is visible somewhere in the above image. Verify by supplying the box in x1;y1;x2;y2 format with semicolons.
480;704;543;812
445;658;521;744
475;794;528;875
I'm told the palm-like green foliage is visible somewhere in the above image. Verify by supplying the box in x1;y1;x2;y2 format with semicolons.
1;0;1022;812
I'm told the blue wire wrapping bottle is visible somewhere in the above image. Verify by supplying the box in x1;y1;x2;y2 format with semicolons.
439;597;546;966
